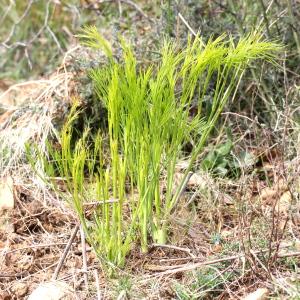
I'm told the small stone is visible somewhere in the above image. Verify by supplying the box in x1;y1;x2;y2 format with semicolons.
0;176;15;211
242;288;269;300
28;281;74;300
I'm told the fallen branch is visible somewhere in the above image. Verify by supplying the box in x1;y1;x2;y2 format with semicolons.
143;250;300;277
52;224;80;280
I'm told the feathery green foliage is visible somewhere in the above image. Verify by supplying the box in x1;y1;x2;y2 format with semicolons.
29;26;281;268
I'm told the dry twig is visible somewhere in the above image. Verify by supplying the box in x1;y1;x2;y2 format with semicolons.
94;269;102;300
52;224;80;280
80;225;89;289
143;250;300;278
151;243;195;258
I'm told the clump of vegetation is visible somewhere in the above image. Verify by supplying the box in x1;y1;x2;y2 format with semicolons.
174;265;235;299
28;26;281;269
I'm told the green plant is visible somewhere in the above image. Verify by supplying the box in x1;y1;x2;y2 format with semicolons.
174;266;236;299
201;138;234;177
85;26;281;247
115;275;133;296
174;282;197;300
28;26;281;268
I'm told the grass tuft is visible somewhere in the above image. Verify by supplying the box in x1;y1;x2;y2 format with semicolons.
28;28;281;268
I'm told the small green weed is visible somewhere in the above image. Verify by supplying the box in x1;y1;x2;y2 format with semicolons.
174;266;236;299
201;139;234;177
114;275;133;298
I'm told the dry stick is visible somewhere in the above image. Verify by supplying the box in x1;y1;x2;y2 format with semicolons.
159;257;195;263
117;291;126;300
145;254;240;272
83;198;119;206
185;190;199;207
94;269;102;300
178;13;197;37
117;0;122;17
250;249;275;281
0;271;28;278
151;243;195;258
80;226;89;289
171;171;193;213
52;224;80;280
83;197;139;208
178;13;204;48
278;251;300;259
199;264;235;298
3;242;75;255
143;250;300;277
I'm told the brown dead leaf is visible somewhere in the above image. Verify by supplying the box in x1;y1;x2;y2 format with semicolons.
212;244;222;253
259;179;288;204
259;187;278;201
0;176;15;211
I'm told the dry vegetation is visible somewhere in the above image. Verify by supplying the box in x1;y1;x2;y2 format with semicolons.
0;1;300;299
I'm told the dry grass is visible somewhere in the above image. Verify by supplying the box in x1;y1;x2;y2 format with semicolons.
1;1;300;298
1;106;300;299
0;51;300;300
